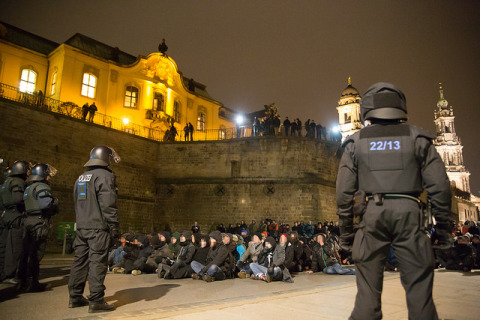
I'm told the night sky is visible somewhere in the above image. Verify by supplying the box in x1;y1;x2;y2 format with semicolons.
1;1;479;194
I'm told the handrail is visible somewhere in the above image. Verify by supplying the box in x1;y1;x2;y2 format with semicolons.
0;82;337;142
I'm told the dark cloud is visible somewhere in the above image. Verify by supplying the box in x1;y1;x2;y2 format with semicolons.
1;0;479;193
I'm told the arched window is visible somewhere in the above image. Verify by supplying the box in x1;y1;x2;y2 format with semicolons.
173;100;181;123
19;69;37;93
197;112;206;131
153;92;164;111
50;71;57;95
81;73;96;98
124;86;138;108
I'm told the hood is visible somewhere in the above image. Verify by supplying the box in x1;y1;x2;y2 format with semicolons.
209;230;222;243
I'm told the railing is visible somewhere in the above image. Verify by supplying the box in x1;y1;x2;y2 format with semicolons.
0;82;336;143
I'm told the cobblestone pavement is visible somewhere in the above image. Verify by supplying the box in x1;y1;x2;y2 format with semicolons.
1;260;478;320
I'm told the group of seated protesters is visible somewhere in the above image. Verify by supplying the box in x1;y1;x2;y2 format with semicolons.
107;224;355;283
431;220;480;272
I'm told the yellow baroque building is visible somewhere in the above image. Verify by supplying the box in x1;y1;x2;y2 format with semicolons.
0;21;235;139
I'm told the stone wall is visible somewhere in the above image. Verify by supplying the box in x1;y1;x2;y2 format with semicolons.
0;99;341;236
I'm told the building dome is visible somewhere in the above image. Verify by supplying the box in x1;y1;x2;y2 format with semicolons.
437;83;449;110
340;77;360;98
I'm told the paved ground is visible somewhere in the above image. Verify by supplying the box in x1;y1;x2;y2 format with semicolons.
1;255;479;320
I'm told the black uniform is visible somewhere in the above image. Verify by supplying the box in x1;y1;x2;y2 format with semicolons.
18;180;58;290
68;167;119;303
337;122;451;320
0;175;27;280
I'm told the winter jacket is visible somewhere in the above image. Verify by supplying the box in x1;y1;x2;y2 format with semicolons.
239;241;263;264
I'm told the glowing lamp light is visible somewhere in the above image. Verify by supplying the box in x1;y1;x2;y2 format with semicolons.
236;114;244;125
123;118;130;125
331;125;340;133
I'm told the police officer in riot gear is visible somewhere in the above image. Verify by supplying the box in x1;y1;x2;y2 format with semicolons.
336;83;452;320
0;161;31;284
0;167;12;282
68;146;120;313
17;163;58;292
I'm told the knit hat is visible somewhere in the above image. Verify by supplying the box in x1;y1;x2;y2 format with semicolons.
209;230;222;243
232;234;239;242
264;236;277;250
241;229;247;235
181;230;192;240
262;231;268;239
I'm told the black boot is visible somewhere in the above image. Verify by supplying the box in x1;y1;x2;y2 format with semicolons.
89;301;115;313
69;296;89;308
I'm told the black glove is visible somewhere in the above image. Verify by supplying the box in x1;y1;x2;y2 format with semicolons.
433;222;454;250
237;260;244;269
338;216;354;254
166;257;175;266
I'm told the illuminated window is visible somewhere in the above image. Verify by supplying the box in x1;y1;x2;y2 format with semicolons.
124;86;138;108
50;71;57;95
344;113;351;123
153;92;164;111
81;73;96;98
197;112;206;131
19;69;37;93
173;100;181;122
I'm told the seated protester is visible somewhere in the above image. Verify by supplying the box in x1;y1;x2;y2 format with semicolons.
235;235;246;261
250;235;293;283
287;231;305;272
192;233;202;248
307;234;355;275
223;233;238;266
190;235;210;267
237;233;264;278
169;232;181;259
164;231;196;279
144;234;171;275
108;233;129;270
241;229;251;244
300;236;314;271
131;235;153;275
113;234;139;274
303;221;315;239
471;235;480;269
190;230;233;282
445;235;475;272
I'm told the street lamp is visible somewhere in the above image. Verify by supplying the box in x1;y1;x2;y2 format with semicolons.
123;118;130;125
236;114;244;126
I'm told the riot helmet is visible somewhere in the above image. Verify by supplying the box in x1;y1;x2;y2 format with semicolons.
27;163;58;183
84;146;121;167
360;82;407;122
10;160;32;176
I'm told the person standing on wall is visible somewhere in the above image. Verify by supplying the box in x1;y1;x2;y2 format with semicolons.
88;102;97;123
68;146;120;313
336;82;452;320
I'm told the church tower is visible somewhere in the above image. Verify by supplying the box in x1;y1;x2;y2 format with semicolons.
433;83;471;192
337;77;362;141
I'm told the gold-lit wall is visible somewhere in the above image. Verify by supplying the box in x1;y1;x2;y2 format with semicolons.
0;39;235;133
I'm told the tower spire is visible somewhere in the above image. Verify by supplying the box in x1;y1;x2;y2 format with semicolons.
348;76;351;86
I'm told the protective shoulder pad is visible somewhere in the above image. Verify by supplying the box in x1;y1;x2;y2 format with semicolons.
341;131;359;148
33;183;52;198
410;125;435;141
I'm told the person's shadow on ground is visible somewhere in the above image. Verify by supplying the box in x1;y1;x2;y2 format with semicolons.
40;265;71;288
105;283;180;308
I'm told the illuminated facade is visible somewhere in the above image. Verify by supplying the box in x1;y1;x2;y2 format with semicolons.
0;22;235;134
336;77;362;141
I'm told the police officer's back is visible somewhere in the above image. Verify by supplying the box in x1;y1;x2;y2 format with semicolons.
18;163;58;291
68;146;120;313
336;83;452;320
0;161;31;283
